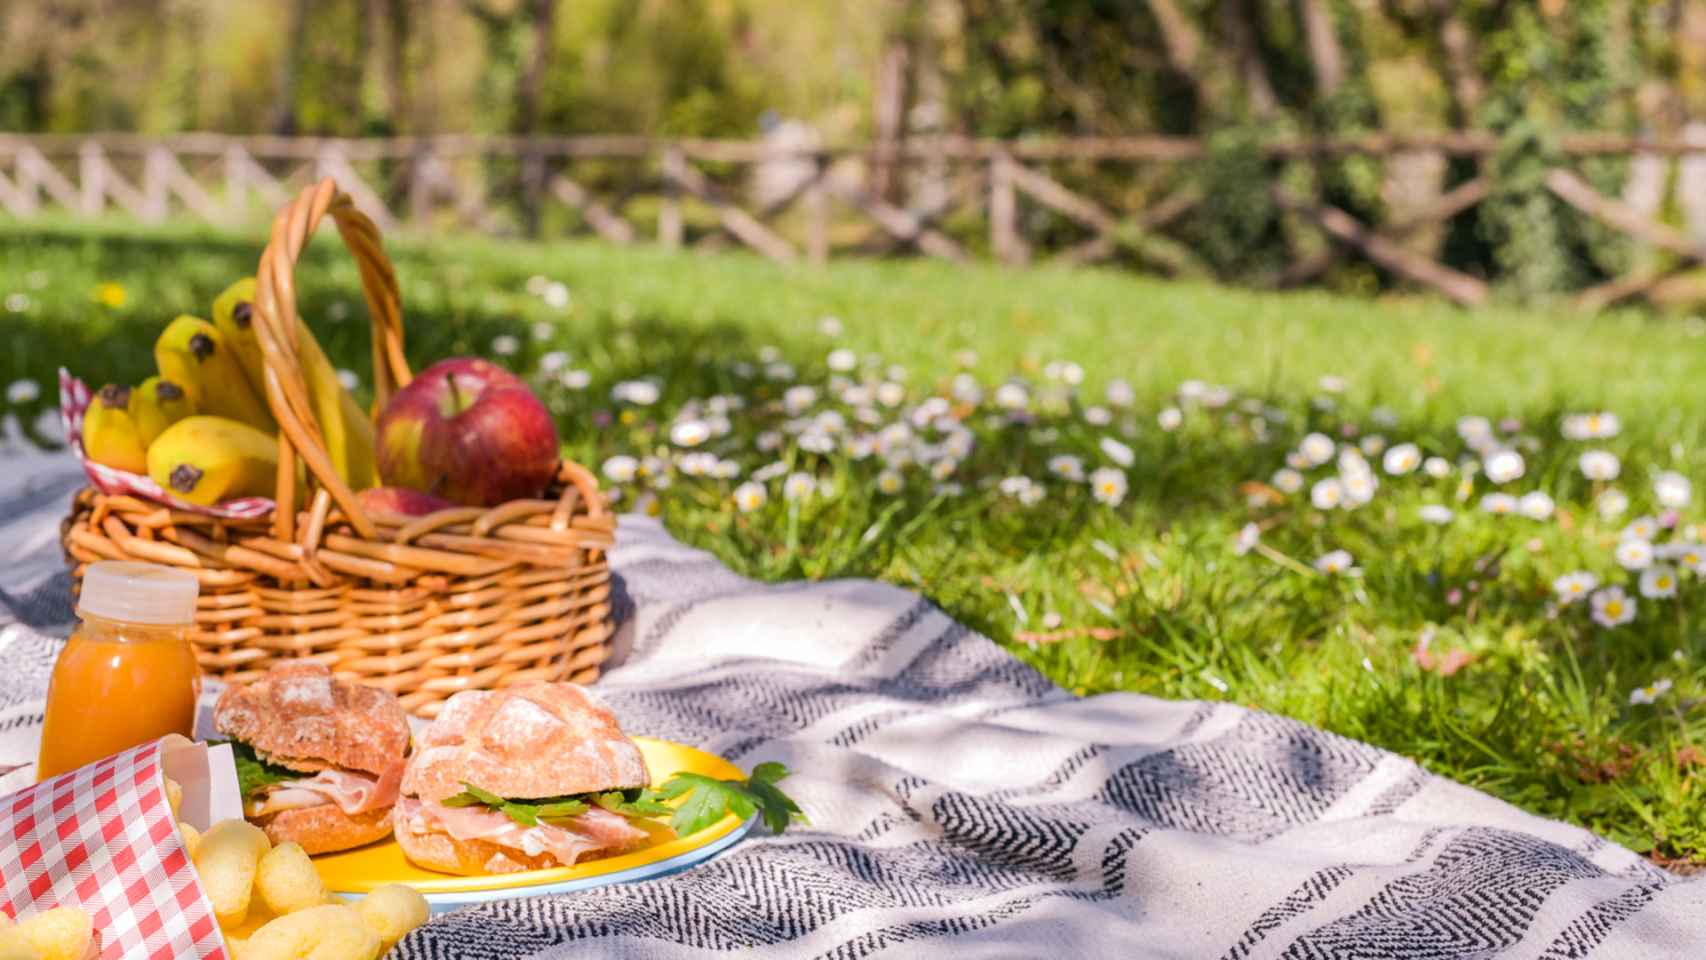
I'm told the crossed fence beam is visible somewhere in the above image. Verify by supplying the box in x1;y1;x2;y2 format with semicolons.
4;132;1706;310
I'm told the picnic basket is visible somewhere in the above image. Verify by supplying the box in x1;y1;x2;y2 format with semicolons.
59;178;616;717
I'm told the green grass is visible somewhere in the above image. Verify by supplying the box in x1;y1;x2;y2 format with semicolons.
6;217;1706;863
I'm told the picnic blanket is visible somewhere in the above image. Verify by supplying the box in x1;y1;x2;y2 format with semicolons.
3;442;1705;959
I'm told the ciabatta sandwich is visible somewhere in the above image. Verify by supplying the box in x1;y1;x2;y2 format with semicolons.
214;661;410;854
395;684;655;875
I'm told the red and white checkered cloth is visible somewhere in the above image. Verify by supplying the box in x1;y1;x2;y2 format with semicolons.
58;368;273;520
0;737;229;959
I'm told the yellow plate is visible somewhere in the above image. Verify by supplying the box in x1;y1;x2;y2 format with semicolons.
314;737;750;899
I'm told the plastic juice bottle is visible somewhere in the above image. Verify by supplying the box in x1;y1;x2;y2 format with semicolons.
37;561;201;780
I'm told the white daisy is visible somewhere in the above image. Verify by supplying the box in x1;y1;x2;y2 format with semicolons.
819;315;844;337
531;321;555;342
1578;450;1620;481
712;459;741;479
1624;516;1660;541
994;382;1029;411
1482;448;1525;484
6;380;42;405
601;455;638;483
1639;565;1680;598
783;472;817;501
1019;484;1045;506
876;382;906;408
539;350;570;373
1423;456;1452;479
1083;405;1113;426
1382;443;1422;476
1418;504;1454;525
930;458;958;481
1314;550;1354;575
1628;678;1673;705
1481;493;1517;515
1090;467;1127;506
1562;412;1620;440
757;431;784;453
1233;523;1260;556
782;385;818;416
1105;379;1135;408
1359;435;1387;457
559;369;591;390
1590;586;1636;628
1157;407;1183;432
1048;455;1085;482
1299;432;1336;467
677;452;717;477
1311;478;1345;510
951;374;982;405
1371;407;1399;428
4;294;30;314
670;420;711;447
1272;468;1305;494
1552;571;1598;603
752;461;789;482
1456;415;1493;446
1660;542;1706;574
1655;471;1692;509
1099;437;1135;468
1597;488;1630;519
999;476;1034;499
542;282;571;310
336;369;360;392
490;334;520;356
764;361;796;382
1518;491;1555;521
1318;374;1347;394
1342;471;1377;507
612;380;660;406
1615;537;1655;570
876;469;904;495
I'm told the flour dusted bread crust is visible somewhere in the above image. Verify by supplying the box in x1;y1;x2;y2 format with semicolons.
401;684;649;803
392;827;558;876
258;804;394;855
213;661;410;775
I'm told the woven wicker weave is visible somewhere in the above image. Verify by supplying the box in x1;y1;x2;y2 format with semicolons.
60;179;615;717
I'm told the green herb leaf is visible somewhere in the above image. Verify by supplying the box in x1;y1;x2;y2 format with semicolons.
656;765;804;838
535;799;591;819
222;741;303;802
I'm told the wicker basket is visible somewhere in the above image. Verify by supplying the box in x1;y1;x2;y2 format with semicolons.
60;179;615;717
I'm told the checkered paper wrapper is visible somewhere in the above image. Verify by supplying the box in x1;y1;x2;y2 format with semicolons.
1;735;242;959
58;369;273;520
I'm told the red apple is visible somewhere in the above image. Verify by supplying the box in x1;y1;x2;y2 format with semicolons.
358;486;458;518
375;358;559;506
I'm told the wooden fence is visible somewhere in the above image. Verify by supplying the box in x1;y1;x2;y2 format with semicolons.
5;132;1706;309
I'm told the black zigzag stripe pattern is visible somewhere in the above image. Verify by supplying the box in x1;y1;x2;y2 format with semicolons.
1279;827;1667;960
1096;712;1381;836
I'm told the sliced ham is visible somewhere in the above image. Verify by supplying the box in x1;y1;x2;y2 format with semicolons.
397;796;649;867
251;763;402;818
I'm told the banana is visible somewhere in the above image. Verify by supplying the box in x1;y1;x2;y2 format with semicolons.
128;376;195;447
146;416;280;506
155;314;277;434
83;384;149;474
211;277;376;491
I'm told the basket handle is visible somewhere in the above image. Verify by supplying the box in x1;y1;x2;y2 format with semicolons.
251;179;411;543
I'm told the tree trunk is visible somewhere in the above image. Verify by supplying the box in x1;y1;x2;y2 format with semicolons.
871;20;911;205
1297;0;1344;99
515;0;557;236
1147;0;1203;82
1432;0;1483;127
270;0;311;135
1221;0;1277;118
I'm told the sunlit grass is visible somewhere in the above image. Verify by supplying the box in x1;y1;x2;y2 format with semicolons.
6;217;1706;863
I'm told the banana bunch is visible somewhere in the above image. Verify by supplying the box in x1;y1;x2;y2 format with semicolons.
80;278;378;506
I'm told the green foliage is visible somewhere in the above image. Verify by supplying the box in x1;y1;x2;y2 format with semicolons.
226;741;303;802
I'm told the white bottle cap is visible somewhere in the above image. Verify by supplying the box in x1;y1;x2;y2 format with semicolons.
78;561;200;625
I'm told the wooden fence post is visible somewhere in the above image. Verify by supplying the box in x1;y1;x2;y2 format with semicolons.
78;141;104;217
659;145;685;249
989;149;1024;265
805;156;830;266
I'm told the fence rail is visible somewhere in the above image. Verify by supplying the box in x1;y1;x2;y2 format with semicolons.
5;132;1706;310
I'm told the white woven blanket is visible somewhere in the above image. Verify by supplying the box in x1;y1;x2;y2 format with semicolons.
3;449;1703;958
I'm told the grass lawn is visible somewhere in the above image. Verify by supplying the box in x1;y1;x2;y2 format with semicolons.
6;217;1706;864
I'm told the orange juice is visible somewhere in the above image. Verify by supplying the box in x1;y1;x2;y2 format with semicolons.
38;561;201;780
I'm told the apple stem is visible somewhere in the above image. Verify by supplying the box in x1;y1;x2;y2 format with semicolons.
447;373;464;412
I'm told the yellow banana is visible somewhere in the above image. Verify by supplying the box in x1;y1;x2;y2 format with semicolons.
128;376;195;447
212;277;376;491
147;416;280;506
155;314;277;433
83;384;148;474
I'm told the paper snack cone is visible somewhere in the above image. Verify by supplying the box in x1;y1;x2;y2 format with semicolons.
1;735;241;959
